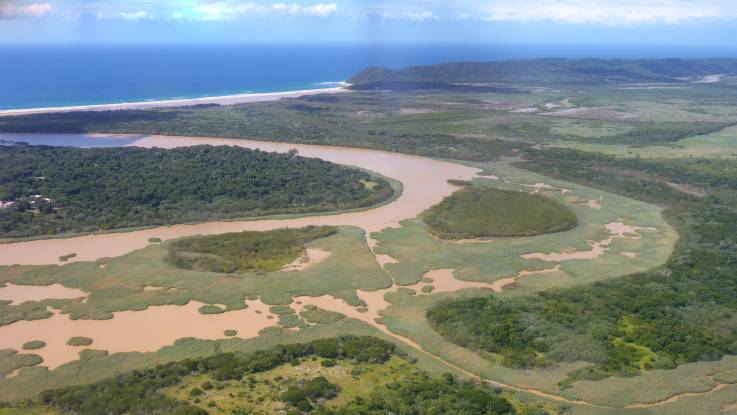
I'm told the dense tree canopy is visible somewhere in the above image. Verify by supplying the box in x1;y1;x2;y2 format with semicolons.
0;336;533;415
0;144;392;238
423;186;577;239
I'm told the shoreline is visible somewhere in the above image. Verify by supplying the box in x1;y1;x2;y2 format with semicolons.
0;85;348;117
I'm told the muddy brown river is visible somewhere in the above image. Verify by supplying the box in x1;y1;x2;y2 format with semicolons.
0;133;482;370
0;134;479;265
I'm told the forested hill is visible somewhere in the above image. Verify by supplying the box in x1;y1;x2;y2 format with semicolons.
348;58;737;86
0;144;393;238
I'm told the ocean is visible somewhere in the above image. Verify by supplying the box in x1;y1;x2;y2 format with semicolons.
2;43;736;110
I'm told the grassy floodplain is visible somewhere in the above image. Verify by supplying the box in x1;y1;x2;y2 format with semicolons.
2;59;737;412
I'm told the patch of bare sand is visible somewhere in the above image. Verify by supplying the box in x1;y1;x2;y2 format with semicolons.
509;107;539;114
0;299;276;369
375;253;399;268
525;182;555;192
476;173;499;180
585;199;602;209
621;252;638;258
281;248;331;272
5;367;21;379
0;87;347;117
0;283;87;304
397;108;437;115
521;222;656;262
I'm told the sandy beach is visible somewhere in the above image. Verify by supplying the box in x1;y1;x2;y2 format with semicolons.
0;86;348;117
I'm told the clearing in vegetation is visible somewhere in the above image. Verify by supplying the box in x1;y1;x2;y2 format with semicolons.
423;186;577;239
165;226;337;274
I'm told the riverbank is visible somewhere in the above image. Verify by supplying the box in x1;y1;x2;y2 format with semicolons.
0;86;348;117
0;133;478;265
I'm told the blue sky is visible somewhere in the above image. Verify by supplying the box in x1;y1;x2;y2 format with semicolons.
1;0;737;46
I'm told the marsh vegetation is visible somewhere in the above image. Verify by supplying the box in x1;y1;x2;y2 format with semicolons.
166;226;337;274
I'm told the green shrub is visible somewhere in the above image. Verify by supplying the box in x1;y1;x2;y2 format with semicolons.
22;340;45;350
66;336;93;347
198;305;225;315
58;253;77;262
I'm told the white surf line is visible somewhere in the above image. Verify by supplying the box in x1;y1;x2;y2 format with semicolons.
0;86;348;117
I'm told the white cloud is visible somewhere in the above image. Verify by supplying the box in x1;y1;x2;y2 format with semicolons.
360;0;737;25
192;1;336;20
480;0;736;24
273;3;337;16
404;10;435;21
119;11;151;21
0;2;52;19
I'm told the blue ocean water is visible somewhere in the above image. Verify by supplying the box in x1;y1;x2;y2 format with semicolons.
1;43;736;110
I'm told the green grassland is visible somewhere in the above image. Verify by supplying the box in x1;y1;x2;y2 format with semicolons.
423;186;577;239
0;225;390;325
548;124;737;160
373;160;675;286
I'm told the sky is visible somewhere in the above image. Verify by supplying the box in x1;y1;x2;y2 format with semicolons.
1;0;737;46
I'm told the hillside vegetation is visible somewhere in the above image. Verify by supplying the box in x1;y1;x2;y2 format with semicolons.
349;58;737;85
166;226;337;274
428;148;737;382
0;336;544;415
423;186;577;239
0;144;392;238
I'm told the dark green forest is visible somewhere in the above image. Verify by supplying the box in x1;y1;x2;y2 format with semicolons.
0;108;524;163
348;58;737;85
0;144;392;238
428;148;737;382
0;336;528;415
166;226;337;274
423;186;577;239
